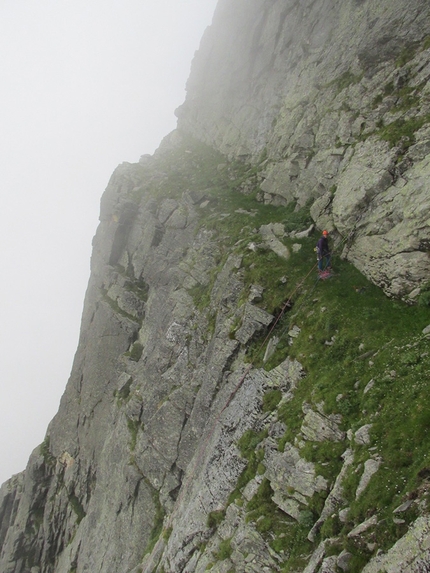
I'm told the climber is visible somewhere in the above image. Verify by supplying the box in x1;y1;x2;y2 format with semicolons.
316;230;331;272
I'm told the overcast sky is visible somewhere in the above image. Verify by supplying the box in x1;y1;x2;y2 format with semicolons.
0;0;218;486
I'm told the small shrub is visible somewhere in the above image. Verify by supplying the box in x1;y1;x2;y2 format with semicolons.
378;115;430;149
319;514;342;539
328;70;363;93
257;462;266;475
396;45;417;67
40;437;56;467
262;389;282;412
237;429;267;458
142;482;165;557
216;538;233;561
188;283;212;312
256;516;273;533
207;509;225;529
127;418;141;451
298;509;315;529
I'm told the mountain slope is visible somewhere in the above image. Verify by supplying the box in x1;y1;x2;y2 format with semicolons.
1;1;430;572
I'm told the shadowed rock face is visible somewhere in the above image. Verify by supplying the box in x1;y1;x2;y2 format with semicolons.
1;2;430;573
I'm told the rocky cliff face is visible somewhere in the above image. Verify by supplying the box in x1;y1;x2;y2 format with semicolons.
1;1;430;573
178;0;430;299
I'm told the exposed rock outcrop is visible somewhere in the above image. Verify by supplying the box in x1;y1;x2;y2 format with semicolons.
178;0;430;298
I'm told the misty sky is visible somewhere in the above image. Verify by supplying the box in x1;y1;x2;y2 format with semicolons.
0;0;218;485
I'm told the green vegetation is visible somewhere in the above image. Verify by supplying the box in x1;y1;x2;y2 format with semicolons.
326;70;363;93
262;388;282;412
215;538;233;560
128;342;143;362
68;492;86;524
377;114;430;149
227;429;267;505
207;509;226;529
163;526;173;541
250;255;430;568
396;44;419;67
127;417;143;452
188;265;220;312
224;237;430;570
40;436;56;467
117;133;430;571
299;441;345;483
418;281;430;307
143;481;165;558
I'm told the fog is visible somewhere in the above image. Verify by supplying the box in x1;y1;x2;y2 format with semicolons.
0;0;218;486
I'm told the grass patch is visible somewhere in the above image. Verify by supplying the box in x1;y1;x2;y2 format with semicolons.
262;388;283;412
207;509;226;529
215;538;233;560
127;418;143;452
259;252;430;560
188;282;213;312
143;481;165;558
299;441;345;483
163;527;172;541
40;436;56;467
227;429;267;504
326;70;363;93
377;114;430;148
246;479;312;564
